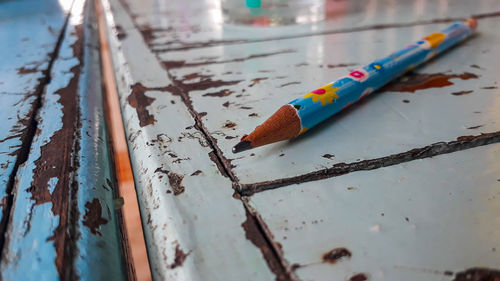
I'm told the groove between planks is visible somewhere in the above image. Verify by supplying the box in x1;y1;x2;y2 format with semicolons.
0;2;74;262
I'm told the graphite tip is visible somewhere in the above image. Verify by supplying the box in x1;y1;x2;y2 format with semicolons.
232;140;252;153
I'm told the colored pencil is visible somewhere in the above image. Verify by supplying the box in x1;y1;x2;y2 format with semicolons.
233;18;477;153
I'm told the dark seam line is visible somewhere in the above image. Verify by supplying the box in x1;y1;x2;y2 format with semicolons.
150;11;500;53
0;1;74;264
115;0;295;279
239;131;500;196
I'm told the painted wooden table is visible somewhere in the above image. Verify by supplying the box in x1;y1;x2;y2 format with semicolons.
0;0;126;280
2;0;500;280
100;0;500;280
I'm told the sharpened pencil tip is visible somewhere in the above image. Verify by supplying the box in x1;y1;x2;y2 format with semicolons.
232;141;252;153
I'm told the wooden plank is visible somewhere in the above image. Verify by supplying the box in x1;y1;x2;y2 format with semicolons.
0;0;69;228
248;143;500;281
95;0;152;278
155;16;500;188
0;1;126;280
100;0;285;279
117;0;500;52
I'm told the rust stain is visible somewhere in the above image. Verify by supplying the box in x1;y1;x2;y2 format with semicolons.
169;244;190;269
452;90;474;96
82;198;109;236
452;268;500;281
167;172;185;195
162;49;294;68
384;72;478;93
202;89;234;97
27;24;84;280
241;210;289;281
249;77;268;87
349;273;368;281
322;247;352;264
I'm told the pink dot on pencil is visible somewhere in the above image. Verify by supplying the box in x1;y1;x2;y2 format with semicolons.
312;88;326;94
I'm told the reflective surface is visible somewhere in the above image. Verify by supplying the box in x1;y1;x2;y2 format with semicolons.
221;0;325;26
101;0;500;280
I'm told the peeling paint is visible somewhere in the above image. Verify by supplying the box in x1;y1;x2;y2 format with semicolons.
127;83;157;127
452;90;474;96
349;273;368;281
202;89;234;97
249;77;268;87
326;63;357;68
26;24;84;279
190;170;202;176
452;267;500;281
17;66;38;75
82;198;109;236
168;244;189;269
322;248;352;264
114;24;127;40
167;172;185;195
280;82;300;88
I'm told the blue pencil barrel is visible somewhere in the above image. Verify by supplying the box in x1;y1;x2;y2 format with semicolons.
289;20;476;133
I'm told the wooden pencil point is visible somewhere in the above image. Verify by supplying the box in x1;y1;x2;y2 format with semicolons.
233;105;301;153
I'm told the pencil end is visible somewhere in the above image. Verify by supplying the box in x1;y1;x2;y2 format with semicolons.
232;140;252;153
465;18;478;31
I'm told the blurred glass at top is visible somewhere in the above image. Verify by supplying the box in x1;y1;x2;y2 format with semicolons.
221;0;325;26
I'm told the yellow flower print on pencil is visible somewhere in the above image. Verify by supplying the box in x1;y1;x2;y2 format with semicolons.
419;32;446;49
303;85;339;106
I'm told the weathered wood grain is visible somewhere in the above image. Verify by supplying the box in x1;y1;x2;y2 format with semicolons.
0;1;126;280
101;0;283;279
0;0;70;233
156;16;500;188
248;143;500;281
118;0;500;52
